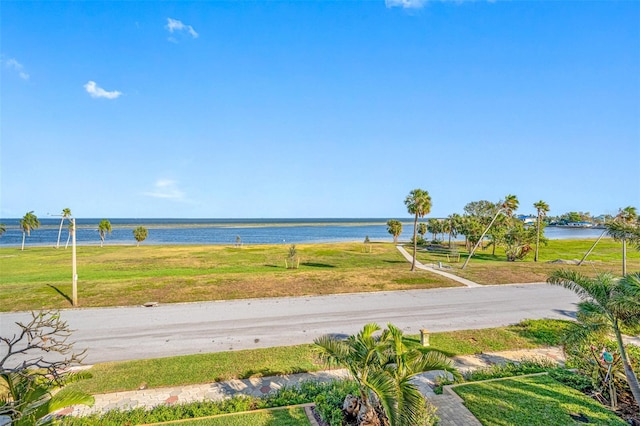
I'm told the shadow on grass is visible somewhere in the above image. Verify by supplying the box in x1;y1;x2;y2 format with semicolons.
301;262;335;268
47;284;73;306
383;260;406;264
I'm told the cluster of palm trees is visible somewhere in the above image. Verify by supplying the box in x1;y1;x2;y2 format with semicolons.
6;209;121;249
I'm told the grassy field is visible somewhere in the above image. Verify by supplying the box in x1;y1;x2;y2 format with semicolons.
412;238;640;284
69;319;571;395
453;374;626;425
1;239;637;311
0;242;460;311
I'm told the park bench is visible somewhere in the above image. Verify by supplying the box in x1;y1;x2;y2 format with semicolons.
422;246;461;262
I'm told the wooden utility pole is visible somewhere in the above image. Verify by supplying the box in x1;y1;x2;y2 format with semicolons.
72;218;78;306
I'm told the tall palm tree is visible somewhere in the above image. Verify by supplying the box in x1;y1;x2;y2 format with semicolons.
462;194;518;269
315;323;459;426
606;206;638;276
404;189;432;272
547;270;640;410
19;211;40;251
98;219;112;247
533;200;550;262
55;208;72;249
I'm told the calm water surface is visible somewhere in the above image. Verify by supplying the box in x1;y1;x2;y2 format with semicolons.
0;218;608;247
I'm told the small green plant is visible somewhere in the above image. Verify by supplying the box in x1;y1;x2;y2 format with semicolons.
285;244;299;269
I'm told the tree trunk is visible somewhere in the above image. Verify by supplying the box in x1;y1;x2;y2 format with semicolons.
534;213;540;262
411;214;418;271
462;210;501;269
614;324;640;412
622;238;627;276
578;229;607;265
65;232;71;249
56;218;64;249
21;232;25;251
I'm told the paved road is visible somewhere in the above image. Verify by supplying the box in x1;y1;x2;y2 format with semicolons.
0;284;579;364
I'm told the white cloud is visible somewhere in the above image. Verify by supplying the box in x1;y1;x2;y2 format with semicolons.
84;81;122;99
4;58;29;80
385;0;485;8
143;179;186;201
165;18;198;39
385;0;428;8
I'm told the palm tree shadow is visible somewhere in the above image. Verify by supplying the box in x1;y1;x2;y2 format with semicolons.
47;284;73;306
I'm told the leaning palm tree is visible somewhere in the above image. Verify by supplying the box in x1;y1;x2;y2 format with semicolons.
547;270;640;410
0;223;6;237
606;206;638;276
19;211;40;251
404;189;432;272
462;194;519;269
98;219;112;247
315;323;459;426
55;208;72;249
533;200;550;262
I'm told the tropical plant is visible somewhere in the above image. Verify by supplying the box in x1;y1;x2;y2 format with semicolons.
133;226;148;247
55;208;72;249
404;189;432;272
19;211;40;251
417;222;427;241
98;219;112;248
502;218;537;261
547;270;640;410
461;194;518;269
386;220;403;244
0;223;5;237
447;214;461;248
314;323;459;426
606;206;639;276
426;218;441;241
533;200;550;262
0;311;94;424
286;244;299;269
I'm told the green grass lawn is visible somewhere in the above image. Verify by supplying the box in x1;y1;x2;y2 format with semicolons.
2;239;636;311
69;319;572;395
148;406;310;425
412;238;640;284
0;242;460;311
453;374;626;425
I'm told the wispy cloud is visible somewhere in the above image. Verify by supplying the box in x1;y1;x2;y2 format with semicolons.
143;179;186;201
84;81;122;99
165;18;198;40
4;58;29;80
385;0;486;8
385;0;428;9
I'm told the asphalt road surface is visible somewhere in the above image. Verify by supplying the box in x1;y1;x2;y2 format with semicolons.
0;284;579;364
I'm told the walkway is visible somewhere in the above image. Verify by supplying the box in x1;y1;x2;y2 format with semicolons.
395;245;481;288
62;347;566;425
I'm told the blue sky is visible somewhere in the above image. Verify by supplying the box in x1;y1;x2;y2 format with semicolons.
2;1;639;219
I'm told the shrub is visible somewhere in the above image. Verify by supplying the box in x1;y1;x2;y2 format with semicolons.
548;368;594;393
463;357;557;382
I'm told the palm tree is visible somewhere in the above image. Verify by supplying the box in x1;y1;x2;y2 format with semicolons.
98;219;112;247
133;226;148;247
404;189;432;272
315;323;459;426
417;222;427;242
1;371;94;425
0;223;5;237
533;200;550;262
386;220;403;243
55;208;72;249
19;211;40;251
547;270;640;410
606;206;638;276
461;194;518;269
